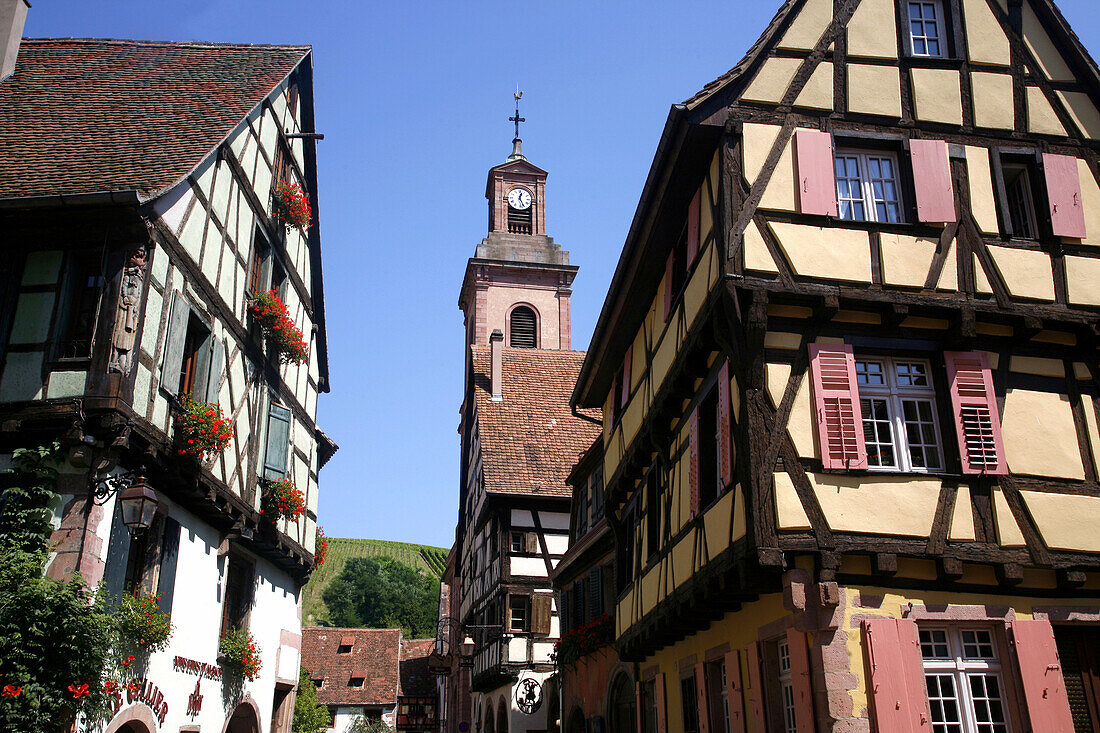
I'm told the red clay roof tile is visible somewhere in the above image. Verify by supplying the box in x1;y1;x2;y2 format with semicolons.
301;627;401;707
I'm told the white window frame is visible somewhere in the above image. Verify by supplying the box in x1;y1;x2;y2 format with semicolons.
854;356;945;473
919;626;1011;733
508;595;530;632
908;0;946;58
834;150;905;223
777;638;797;733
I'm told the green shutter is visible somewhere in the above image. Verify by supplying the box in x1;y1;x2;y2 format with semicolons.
204;336;225;404
156;518;181;616
160;292;190;396
100;501;132;607
263;403;291;479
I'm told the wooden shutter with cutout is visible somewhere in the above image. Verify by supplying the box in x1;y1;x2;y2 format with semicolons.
944;351;1007;475
1012;619;1075;731
910;139;957;223
1043;153;1086;238
808;344;867;470
794;129;838;217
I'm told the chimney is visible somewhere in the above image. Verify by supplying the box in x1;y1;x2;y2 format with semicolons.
0;0;29;82
490;329;503;401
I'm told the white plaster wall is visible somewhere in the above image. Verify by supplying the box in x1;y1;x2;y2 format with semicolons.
510;557;548;576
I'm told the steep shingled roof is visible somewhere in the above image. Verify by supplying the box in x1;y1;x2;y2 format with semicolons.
471;347;601;498
301;627;402;707
0;38;308;200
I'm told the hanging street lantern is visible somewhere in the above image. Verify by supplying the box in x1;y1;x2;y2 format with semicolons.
119;475;158;532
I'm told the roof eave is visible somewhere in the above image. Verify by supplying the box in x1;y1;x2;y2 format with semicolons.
0;189;141;209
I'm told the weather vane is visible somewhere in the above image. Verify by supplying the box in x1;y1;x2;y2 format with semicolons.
510;87;525;140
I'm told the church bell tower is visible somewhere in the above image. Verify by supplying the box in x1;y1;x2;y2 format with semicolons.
458;93;577;351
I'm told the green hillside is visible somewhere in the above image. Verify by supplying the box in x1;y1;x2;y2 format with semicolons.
303;538;450;625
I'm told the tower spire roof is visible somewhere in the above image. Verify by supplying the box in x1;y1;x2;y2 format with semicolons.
507;88;525;161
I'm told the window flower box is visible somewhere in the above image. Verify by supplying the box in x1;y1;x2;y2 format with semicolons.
174;396;234;461
315;525;328;567
260;477;305;523
272;179;311;232
553;612;613;670
219;627;262;681
117;593;173;654
249;289;309;365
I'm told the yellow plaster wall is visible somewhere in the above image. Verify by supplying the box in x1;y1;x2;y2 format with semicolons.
1081;393;1100;477
937;242;959;290
764;362;816;458
987;245;1055;300
806;473;941;536
911;69;963;125
742;123;781;186
775;473;811;529
1009;356;1064;379
971;72;1015;130
847;64;903;118
795;62;833;110
879;233;940;288
770;222;872;282
1001;388;1086;480
846;0;898;59
778;0;832;51
965;146;1001;234
1027;87;1068;136
743;57;801;105
1059;91;1100;140
1021;491;1100;553
949;485;976;541
992;487;1026;546
761;137;797;212
962;0;1011;65
744;220;778;273
1066;255;1100;306
1076;158;1100;245
1022;3;1074;82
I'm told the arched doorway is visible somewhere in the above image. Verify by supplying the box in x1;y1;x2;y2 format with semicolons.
608;673;635;733
225;700;260;733
566;707;586;733
484;701;496;733
497;697;509;733
116;723;151;733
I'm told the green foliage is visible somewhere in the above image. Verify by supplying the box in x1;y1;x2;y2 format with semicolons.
322;556;440;637
117;593;173;654
0;442;61;554
292;668;330;733
303;537;448;624
0;442;119;732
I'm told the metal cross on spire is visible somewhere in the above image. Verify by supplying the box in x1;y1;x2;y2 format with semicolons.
509;88;525;140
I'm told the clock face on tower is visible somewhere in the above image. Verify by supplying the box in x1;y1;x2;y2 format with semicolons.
507;188;532;210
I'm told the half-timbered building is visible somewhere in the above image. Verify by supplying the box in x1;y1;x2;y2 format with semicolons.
0;15;332;733
454;133;601;733
571;0;1100;730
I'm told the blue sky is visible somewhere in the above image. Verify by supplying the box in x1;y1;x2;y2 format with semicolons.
28;1;1098;547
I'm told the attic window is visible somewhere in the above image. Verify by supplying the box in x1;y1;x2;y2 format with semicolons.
509;306;537;348
337;640;354;654
313;678;324;689
348;676;365;688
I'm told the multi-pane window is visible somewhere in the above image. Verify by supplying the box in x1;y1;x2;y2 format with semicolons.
855;357;943;472
920;627;1010;733
778;638;797;733
511;532;523;553
1003;162;1039;239
705;660;731;733
681;675;700;733
56;251;105;360
908;1;945;57
508;595;530;632
835;151;903;223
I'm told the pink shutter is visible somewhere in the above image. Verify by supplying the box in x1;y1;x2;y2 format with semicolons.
718;360;733;489
944;351;1007;475
787;630;815;732
745;642;767;733
795;129;838;217
655;672;668;733
687;188;701;265
910;139;957;223
724;650;746;733
1011;619;1075;731
621;344;633;408
689;406;701;517
1043;153;1087;238
663;250;675;322
808;344;867;470
694;662;710;733
862;619;932;733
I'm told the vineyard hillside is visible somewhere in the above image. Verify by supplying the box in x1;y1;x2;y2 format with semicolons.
303;538;450;624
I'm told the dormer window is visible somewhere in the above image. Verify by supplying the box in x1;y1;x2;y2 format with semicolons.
509;306;537;348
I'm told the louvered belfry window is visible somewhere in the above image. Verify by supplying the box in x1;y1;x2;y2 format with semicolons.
509;306;537;348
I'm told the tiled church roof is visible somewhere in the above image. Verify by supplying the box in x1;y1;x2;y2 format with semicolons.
471;347;602;498
0;38;308;200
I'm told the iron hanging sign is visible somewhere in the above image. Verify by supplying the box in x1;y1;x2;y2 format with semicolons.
514;677;543;715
